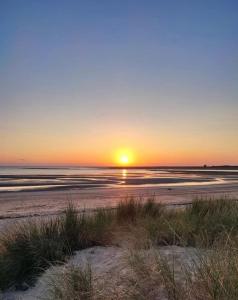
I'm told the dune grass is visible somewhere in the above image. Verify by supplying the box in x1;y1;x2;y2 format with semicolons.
0;205;112;290
0;196;238;294
139;197;238;248
116;197;163;222
128;234;238;300
44;264;93;300
128;248;185;300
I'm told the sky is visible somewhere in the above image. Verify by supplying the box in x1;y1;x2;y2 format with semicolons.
0;0;238;166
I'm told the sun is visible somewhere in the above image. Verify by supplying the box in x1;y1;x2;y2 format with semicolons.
119;154;129;165
115;148;134;166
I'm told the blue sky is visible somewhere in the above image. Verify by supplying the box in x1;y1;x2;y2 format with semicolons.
1;1;238;165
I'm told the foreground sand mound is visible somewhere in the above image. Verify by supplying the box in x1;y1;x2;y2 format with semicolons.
1;245;199;300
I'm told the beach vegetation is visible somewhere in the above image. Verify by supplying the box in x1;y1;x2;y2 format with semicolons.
0;196;238;297
44;264;93;300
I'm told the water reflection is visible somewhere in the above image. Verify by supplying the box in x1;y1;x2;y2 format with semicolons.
122;169;127;179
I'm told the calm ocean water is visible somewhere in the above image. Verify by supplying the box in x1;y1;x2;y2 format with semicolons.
0;166;238;193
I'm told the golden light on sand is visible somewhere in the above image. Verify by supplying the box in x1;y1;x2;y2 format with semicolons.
115;148;134;166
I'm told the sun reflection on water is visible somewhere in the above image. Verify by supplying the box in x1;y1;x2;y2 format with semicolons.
122;169;127;179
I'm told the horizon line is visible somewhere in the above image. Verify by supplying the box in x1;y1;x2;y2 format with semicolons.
0;164;238;169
